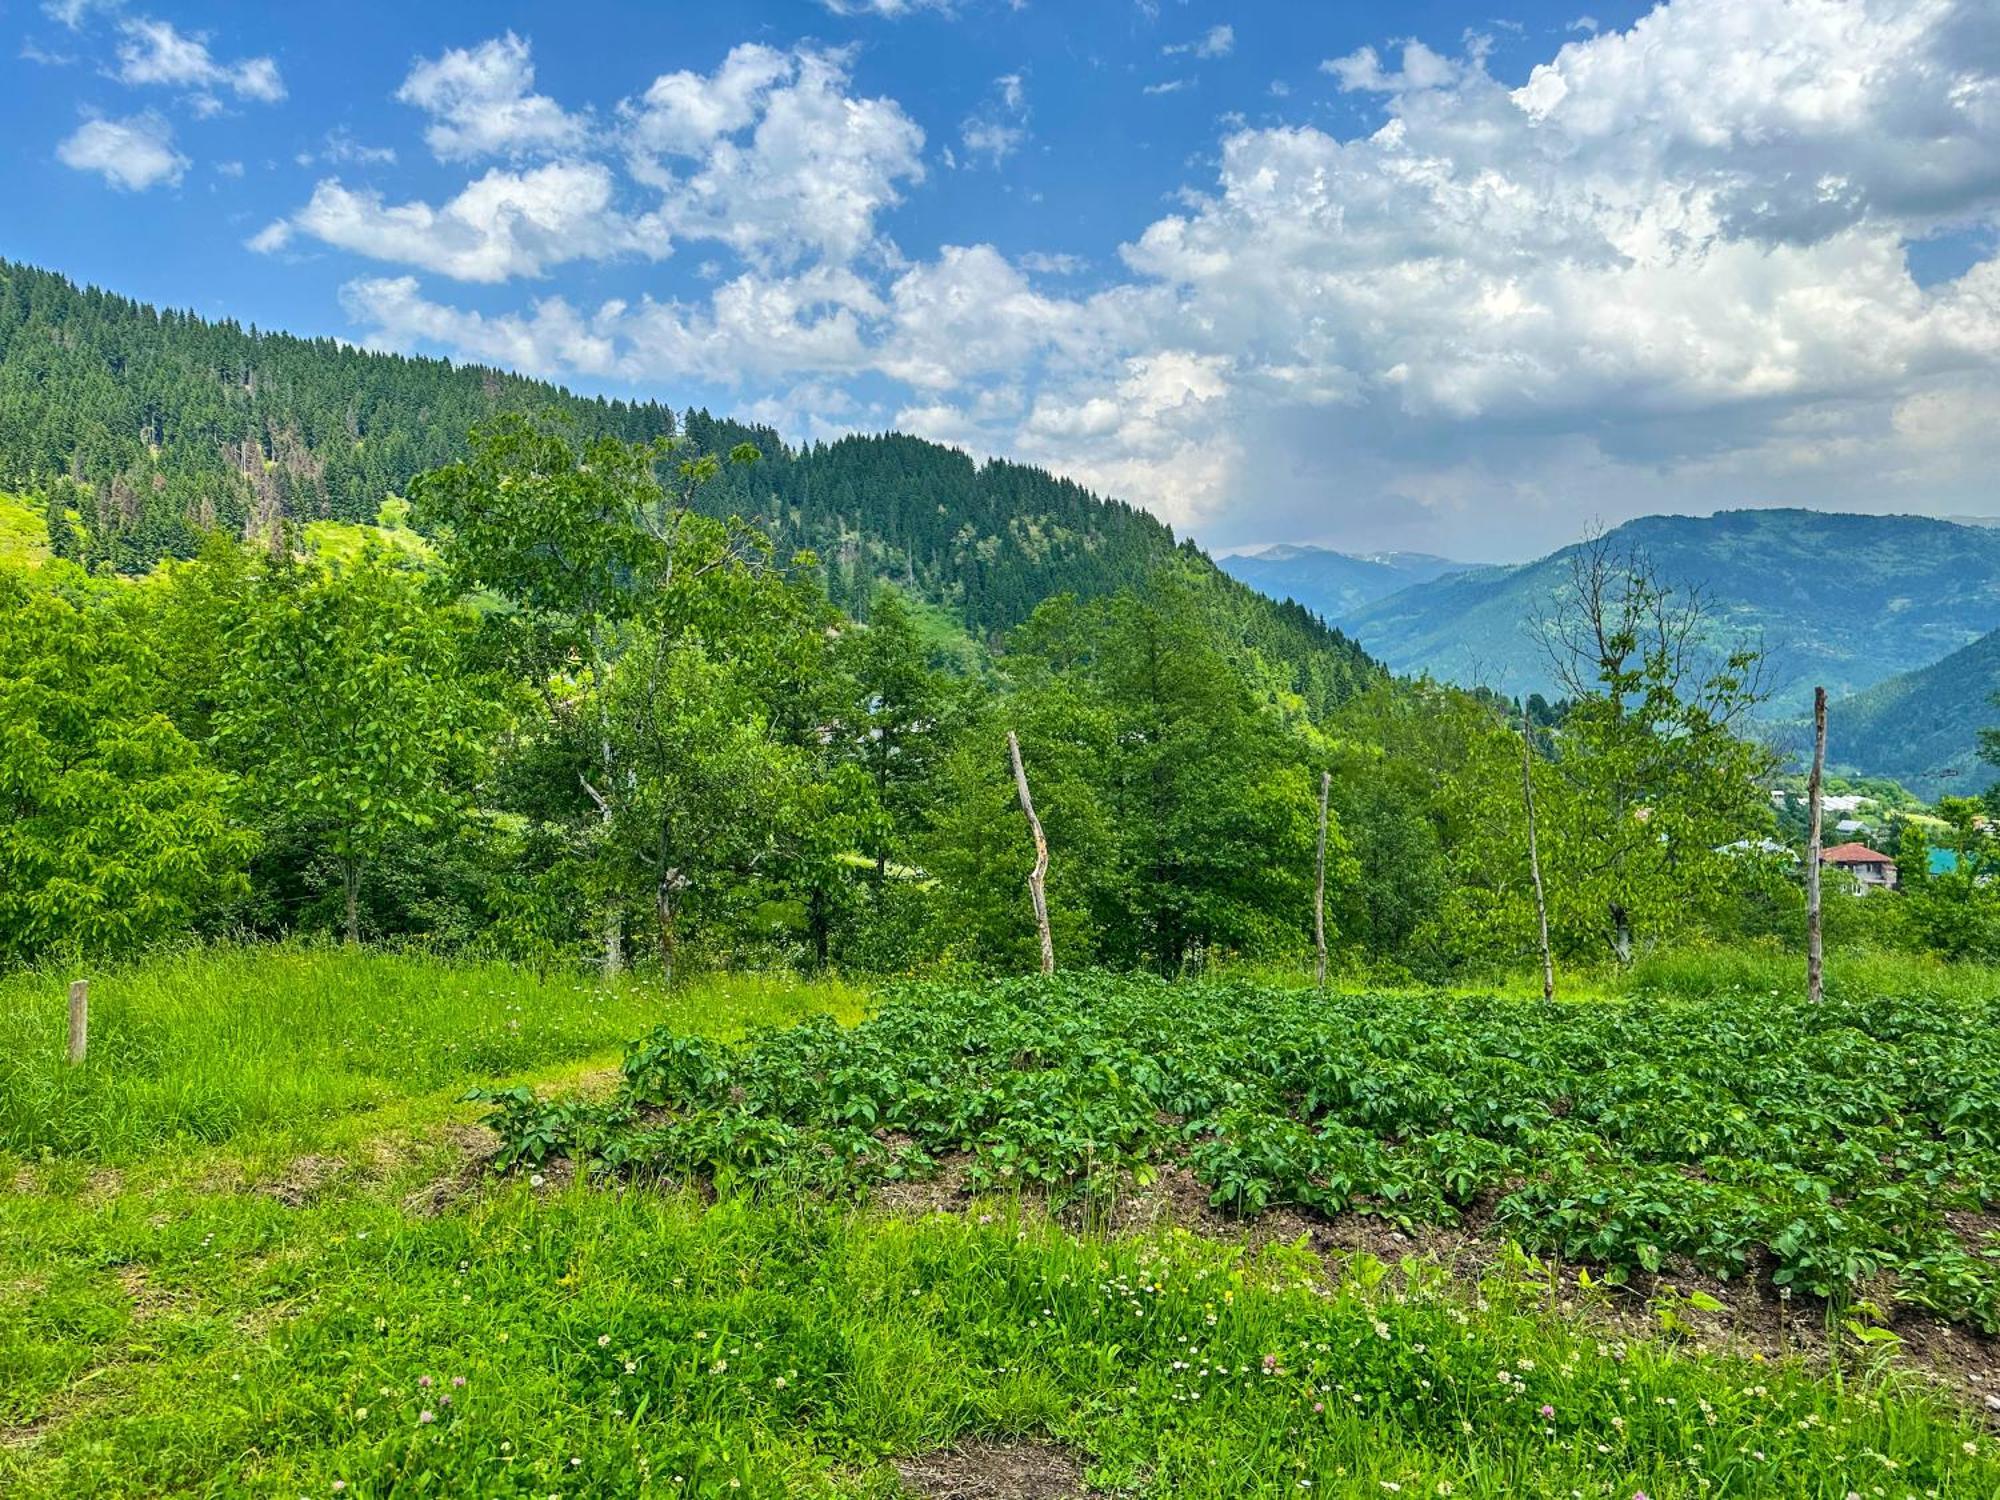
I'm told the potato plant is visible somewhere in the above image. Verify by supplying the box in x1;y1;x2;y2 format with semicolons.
481;973;2000;1328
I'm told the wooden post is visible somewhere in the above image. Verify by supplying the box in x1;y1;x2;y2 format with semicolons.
1807;686;1827;1005
1007;730;1054;976
1314;770;1331;990
67;979;88;1065
1522;706;1555;1002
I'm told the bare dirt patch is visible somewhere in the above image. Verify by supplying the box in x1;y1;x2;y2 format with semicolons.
401;1124;501;1218
260;1154;346;1208
894;1441;1101;1499
871;1151;975;1217
0;1414;54;1452
114;1263;185;1323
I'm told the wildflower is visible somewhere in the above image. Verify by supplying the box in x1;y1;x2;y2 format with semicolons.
452;1375;466;1388
1313;1402;1324;1413
530;1174;546;1188
354;1408;369;1421
418;1375;432;1388
571;1458;583;1468
332;1485;345;1494
1541;1404;1555;1419
418;1409;435;1424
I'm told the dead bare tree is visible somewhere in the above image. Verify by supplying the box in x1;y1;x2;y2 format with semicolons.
1807;686;1826;1005
1314;770;1331;990
1522;704;1555;1001
1007;730;1054;976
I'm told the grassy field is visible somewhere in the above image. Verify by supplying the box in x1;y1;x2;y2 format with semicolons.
4;945;1999;1497
0;945;868;1161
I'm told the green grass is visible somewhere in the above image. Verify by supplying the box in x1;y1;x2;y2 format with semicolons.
0;491;49;566
6;1172;1996;1497
0;944;868;1161
4;944;1999;1496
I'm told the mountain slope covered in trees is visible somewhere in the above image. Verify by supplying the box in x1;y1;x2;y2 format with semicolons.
1828;628;2000;799
0;258;1375;710
1338;510;2000;716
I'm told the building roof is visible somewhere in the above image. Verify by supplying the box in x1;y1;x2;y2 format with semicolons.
1821;842;1894;865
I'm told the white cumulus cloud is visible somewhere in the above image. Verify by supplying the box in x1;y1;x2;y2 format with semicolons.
397;32;588;162
57;111;187;190
114;17;284;103
256;163;660;282
622;45;925;266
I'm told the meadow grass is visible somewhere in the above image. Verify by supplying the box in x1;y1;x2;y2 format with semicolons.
0;943;868;1161
5;942;1999;1496
1226;942;2000;1008
5;1171;1996;1498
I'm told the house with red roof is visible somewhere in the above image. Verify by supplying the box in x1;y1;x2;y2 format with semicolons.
1821;841;1898;892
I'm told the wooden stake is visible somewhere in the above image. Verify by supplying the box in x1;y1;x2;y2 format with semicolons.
1007;730;1054;976
67;979;88;1065
1522;706;1555;1002
1807;685;1826;1006
1314;770;1331;990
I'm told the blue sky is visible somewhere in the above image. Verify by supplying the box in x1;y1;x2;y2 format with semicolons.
4;0;1997;560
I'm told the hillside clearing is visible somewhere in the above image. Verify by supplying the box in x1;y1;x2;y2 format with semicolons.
5;947;2000;1495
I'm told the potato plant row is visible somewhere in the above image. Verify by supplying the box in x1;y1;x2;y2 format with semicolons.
475;975;2000;1328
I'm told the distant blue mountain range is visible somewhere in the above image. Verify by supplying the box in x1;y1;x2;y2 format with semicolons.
1222;510;2000;793
1216;545;1473;622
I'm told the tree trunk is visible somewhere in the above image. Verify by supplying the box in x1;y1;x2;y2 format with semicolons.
1313;770;1331;990
342;857;361;946
657;868;688;982
602;905;624;979
1521;706;1555;1001
1608;901;1632;965
1007;730;1054;976
583;758;623;979
1807;685;1827;1005
810;888;831;971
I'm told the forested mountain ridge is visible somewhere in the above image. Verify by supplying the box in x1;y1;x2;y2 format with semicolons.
1827;627;2000;799
1337;509;2000;717
0;258;1376;710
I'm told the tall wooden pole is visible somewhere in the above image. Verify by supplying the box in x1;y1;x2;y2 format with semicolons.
1314;771;1331;990
1522;706;1555;1002
1807;686;1827;1005
1007;730;1054;976
67;979;89;1065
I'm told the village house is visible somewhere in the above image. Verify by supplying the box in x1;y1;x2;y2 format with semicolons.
1821;841;1898;892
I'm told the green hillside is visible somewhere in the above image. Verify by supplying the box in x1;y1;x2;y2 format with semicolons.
0;259;1375;712
1828;628;2000;799
1340;509;2000;716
